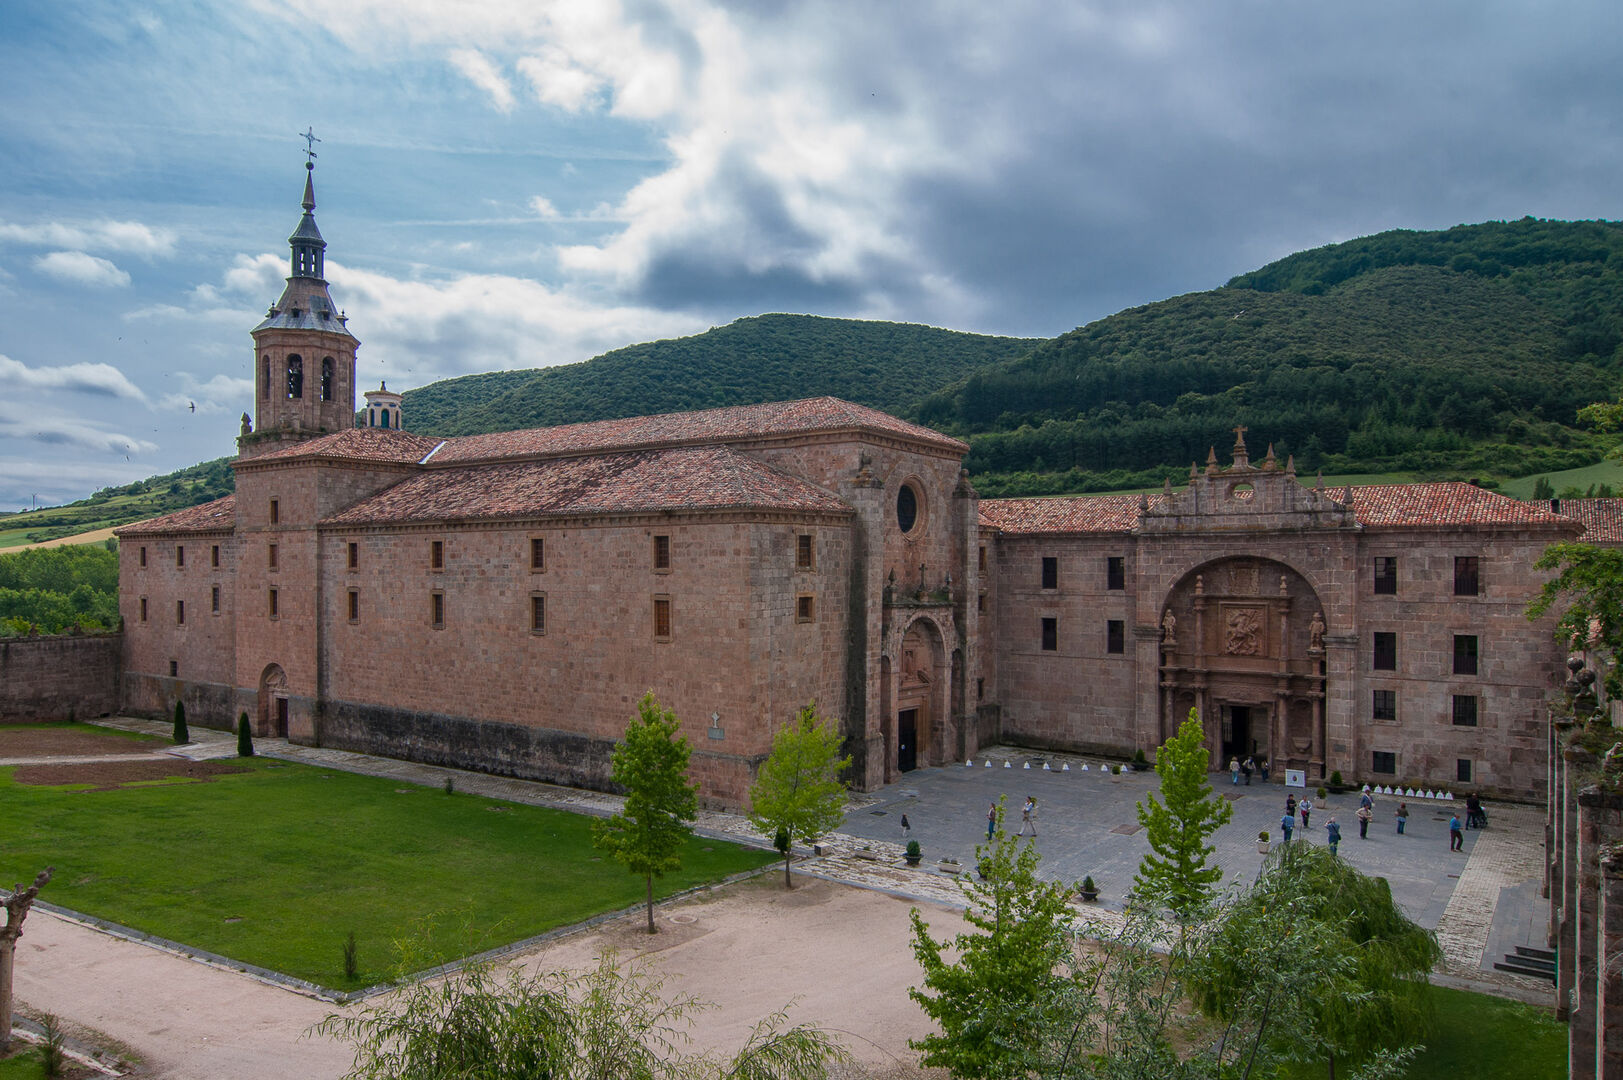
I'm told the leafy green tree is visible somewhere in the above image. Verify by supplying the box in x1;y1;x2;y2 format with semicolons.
172;700;189;745
1530;541;1623;696
908;800;1088;1079
1133;709;1233;921
314;949;847;1080
237;711;254;757
593;692;699;934
747;703;850;889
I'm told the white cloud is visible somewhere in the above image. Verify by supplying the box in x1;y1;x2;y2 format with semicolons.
0;354;149;402
517;47;603;111
158;373;256;415
529;195;560;219
0;219;176;256
0;403;159;456
35;251;131;288
449;47;516;112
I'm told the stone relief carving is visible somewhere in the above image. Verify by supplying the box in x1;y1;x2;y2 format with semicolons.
1224;608;1264;655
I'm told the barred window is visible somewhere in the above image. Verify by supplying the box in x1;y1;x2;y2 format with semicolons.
1372;751;1396;775
1041;617;1057;651
653;535;671;571
1451;694;1478;727
653;596;672;640
1373;632;1396;671
1373;689;1396;721
530;593;546;634
1041;557;1057;590
1453;635;1478;675
1107;620;1125;654
1107;556;1125;591
1454;556;1480;596
1373;557;1397;595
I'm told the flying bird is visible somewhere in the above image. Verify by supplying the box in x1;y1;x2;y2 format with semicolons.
188;401;196;412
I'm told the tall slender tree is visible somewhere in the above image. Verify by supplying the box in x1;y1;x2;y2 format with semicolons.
1133;709;1232;921
747;703;850;889
593;692;699;934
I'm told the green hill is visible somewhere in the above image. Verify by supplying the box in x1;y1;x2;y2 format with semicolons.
0;458;234;549
400;313;1043;435
917;218;1623;496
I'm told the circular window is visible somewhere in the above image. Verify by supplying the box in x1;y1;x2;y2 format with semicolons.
897;483;919;534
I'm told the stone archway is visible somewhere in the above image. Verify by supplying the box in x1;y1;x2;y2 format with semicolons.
257;664;288;738
1156;556;1328;779
890;617;947;782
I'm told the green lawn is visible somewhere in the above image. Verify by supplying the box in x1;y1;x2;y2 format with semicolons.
1501;457;1623;499
1280;984;1566;1079
0;1047;45;1080
0;757;776;989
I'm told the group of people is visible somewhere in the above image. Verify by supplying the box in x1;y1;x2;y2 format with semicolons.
1278;784;1485;855
1228;755;1269;785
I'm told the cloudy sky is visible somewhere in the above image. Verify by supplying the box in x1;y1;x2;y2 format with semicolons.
2;0;1620;509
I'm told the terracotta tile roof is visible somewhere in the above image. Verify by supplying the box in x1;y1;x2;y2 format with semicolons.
981;482;1575;535
979;494;1160;534
1555;498;1623;543
1346;483;1575;528
431;396;967;464
115;494;237;537
323;445;852;526
245;428;444;465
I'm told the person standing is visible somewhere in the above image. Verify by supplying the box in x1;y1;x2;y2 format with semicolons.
1229;757;1241;785
1281;812;1294;843
1242;756;1254;785
900;813;911;837
1285;793;1297;821
1018;796;1038;837
1299;796;1313;830
1450;813;1464;852
1356;803;1372;839
1326;817;1342;855
1396;802;1409;834
986;802;997;841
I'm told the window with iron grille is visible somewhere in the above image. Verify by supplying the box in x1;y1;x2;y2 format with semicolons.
1041;557;1057;590
1107;620;1125;654
1107;556;1125;591
1372;751;1396;774
1454;556;1480;596
1373;689;1396;721
1453;634;1478;675
1373;632;1396;671
1451;694;1478;727
1373;557;1397;595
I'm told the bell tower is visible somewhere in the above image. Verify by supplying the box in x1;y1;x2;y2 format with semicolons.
242;147;359;456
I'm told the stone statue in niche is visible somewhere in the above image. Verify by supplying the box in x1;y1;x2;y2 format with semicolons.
1309;610;1326;652
1161;609;1177;645
240;412;252;436
1225;608;1264;656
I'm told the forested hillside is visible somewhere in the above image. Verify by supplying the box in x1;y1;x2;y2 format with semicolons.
919;219;1623;495
400;314;1041;435
1;458;233;548
0;544;119;634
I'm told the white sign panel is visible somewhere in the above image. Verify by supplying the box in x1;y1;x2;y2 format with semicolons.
1285;769;1307;788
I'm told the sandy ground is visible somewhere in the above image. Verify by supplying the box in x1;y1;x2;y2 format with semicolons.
12;526;119;551
14;874;960;1079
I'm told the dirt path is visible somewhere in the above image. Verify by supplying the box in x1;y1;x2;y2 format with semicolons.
14;875;957;1079
13;526;119;551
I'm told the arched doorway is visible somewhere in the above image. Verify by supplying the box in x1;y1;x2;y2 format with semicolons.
1157;557;1328;779
891;618;946;780
258;664;288;738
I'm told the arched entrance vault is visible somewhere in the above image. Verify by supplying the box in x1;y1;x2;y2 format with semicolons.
257;663;288;738
885;615;949;783
1156;557;1329;780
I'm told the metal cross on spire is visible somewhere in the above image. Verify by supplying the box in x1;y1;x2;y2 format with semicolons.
300;127;321;164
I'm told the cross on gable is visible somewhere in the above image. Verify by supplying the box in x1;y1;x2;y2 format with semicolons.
301;126;321;163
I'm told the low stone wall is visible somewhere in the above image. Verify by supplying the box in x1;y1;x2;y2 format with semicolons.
0;633;121;722
120;672;242;732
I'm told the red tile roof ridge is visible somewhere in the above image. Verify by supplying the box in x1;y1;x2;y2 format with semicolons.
1544;497;1623;543
322;444;852;527
115;494;238;537
1347;482;1577;528
430;396;967;465
241;428;444;466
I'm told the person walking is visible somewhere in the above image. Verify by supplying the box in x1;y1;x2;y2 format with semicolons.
1018;796;1038;837
1326;817;1342;855
900;813;911;837
1359;789;1374;813
1242;756;1254;785
1281;812;1294;843
1449;813;1464;852
1229;757;1241;785
1356;803;1372;839
1299;796;1313;830
1285;793;1297;821
986;802;997;841
1396;802;1409;834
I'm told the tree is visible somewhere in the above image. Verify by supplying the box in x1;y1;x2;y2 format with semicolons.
1;867;53;1052
747;703;850;888
1530;541;1623;696
1133;709;1233;921
908;800;1088;1079
594;692;699;934
237;711;255;757
314;949;848;1080
173;699;189;745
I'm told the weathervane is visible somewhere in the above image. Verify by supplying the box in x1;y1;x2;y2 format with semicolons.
300;126;321;165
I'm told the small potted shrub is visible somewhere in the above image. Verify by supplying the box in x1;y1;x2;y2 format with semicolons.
1316;785;1328;802
1131;748;1148;772
1328;770;1347;794
1111;763;1122;775
905;839;922;867
1078;875;1099;902
1257;830;1270;854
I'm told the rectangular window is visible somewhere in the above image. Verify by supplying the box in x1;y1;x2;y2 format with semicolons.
347;542;358;570
530;537;546;572
1372;751;1396;775
796;594;815;622
139;546;147;567
653;596;672;640
1453;634;1479;675
169;660;178;677
1373;689;1396;721
1457;759;1473;783
978;546;987;573
1373;557;1397;595
796;534;814;571
1454;556;1480;596
176;545;185;568
1452;694;1478;727
1107;556;1125;591
977;591;986;614
1041;556;1057;590
140;596;148;622
1107;619;1125;654
653;534;671;571
347;590;359;623
269;498;279;525
977;677;985;701
530;593;546;634
1041;617;1057;651
268;588;279;618
211;544;220;568
211;585;220;613
1372;632;1396;671
176;599;185;625
431;591;444;629
268;543;278;570
431;540;444;570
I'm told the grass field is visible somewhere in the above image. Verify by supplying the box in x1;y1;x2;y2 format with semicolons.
0;752;776;989
1501;456;1623;500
